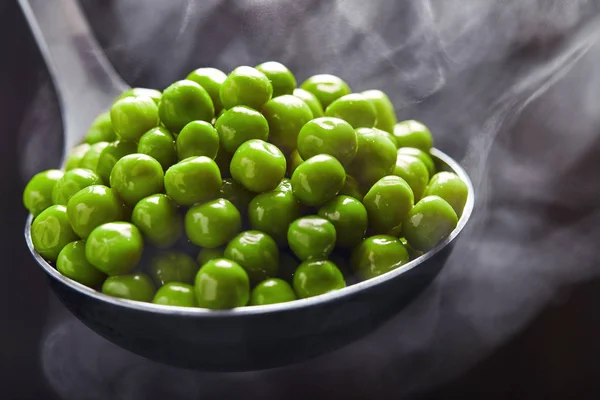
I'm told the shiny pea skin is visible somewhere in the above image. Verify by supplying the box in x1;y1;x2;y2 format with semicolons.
346;127;397;189
153;283;197;307
397;147;436;177
110;95;159;141
176;120;220;161
393;154;430;201
248;189;302;247
115;87;162;105
255;61;297;97
194;258;250;309
291;154;346;207
361;89;397;134
85;111;116;144
219;178;255;213
250;278;297;306
96;140;138;184
297;117;358;167
287;216;336;261
325;93;377;128
287;149;304;177
85;222;144;276
185;198;241;248
148;251;199;286
102;273;156;302
215;106;269;154
186;67;227;113
164;156;222;206
159;80;215;133
52;168;103;206
393;120;433;151
66;185;124;239
230;139;286;193
339;174;364;202
137;126;177;171
422;171;469;217
56;240;106;287
261;95;313;155
220;66;273;110
225;230;279;282
350;235;409;280
79;141;109;174
196;247;225;266
31;205;79;262
293;88;324;118
403;195;458;251
131;194;183;248
64;143;91;171
299;74;351;109
293;260;346;299
363;175;414;235
109;154;165;206
23;169;64;217
318;195;368;249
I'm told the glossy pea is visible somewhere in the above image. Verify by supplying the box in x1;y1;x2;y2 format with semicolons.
137;127;177;171
110;95;159;141
153;283;197;307
66;185;124;239
101;273;156;302
275;178;292;193
291;154;346;207
287;216;336;261
176;120;220;161
325;93;377;128
148;251;199;286
255;61;297;97
110;154;164;206
399;237;424;260
96;140;138;183
287;149;304;177
261;95;313;155
403;195;458;251
293;88;324;118
248;188;302;247
363;175;414;235
393;154;430;201
85;111;116;144
215;106;269;154
23;169;64;217
339;175;364;202
85;222;144;276
31;205;79;262
422;171;469;217
297;117;358;167
56;240;106;287
393;120;433;151
194;258;250;309
250;278;297;306
219;178;255;213
350;235;409;280
186;67;227;113
362;89;397;134
225;230;279;282
220;66;273;110
300;74;351;109
79;141;110;174
115;87;162;105
64;143;91;171
293;260;346;299
131;194;183;248
230;139;286;193
397;147;436;177
346;127;397;189
52;168;102;206
318;195;368;249
196;247;225;266
185;198;241;248
164;156;222;206
159;80;214;133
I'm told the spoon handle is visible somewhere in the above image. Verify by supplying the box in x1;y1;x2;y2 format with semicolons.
19;0;129;153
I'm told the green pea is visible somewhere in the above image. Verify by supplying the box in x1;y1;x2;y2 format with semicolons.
131;194;183;248
186;67;227;113
79;141;110;174
219;178;255;213
23;169;64;217
361;89;397;134
31;205;79;262
176;120;220;161
185;198;241;248
275;178;292;193
403;195;458;251
137;126;177;171
66;185;124;238
196;247;225;266
85;111;116;144
110;154;164;206
288;216;336;261
194;258;250;309
397;147;436;177
291;154;346;206
339;175;363;202
85;222;144;275
250;278;296;306
159;80;215;133
215;106;269;153
148;251;198;286
393;154;430;201
399;237;424;260
261;95;313;155
102;273;156;302
363;175;414;235
110;96;159;141
422;172;469;217
220;66;273;110
225;230;279;282
115;87;162;105
255;61;297;97
230;139;286;193
52;168;102;206
96;140;138;184
325;93;377;128
299;74;351;109
64;143;91;171
293;260;345;298
214;147;233;178
393;120;433;151
153;283;197;307
56;240;106;287
318;195;367;249
347;127;397;189
297;117;358;166
287;149;304;177
277;251;300;282
164;156;222;206
351;235;409;280
293;88;324;118
248;189;302;247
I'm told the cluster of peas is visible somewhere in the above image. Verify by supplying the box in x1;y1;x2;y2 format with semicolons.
23;61;468;310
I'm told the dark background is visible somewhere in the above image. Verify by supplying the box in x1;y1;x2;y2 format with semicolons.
3;0;600;398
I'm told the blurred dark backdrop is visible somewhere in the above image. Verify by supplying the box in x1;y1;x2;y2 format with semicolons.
3;0;600;398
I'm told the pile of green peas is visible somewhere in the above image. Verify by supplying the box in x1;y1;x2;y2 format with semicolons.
23;61;468;310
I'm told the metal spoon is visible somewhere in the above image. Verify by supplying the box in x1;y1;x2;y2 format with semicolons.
20;0;475;371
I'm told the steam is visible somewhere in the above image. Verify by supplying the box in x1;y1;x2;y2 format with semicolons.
22;0;600;398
